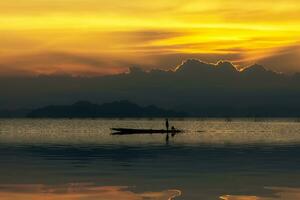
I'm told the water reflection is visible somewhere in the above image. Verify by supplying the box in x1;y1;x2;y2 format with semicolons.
221;187;300;200
1;118;300;145
1;144;300;199
0;184;181;200
1;119;300;199
1;184;300;200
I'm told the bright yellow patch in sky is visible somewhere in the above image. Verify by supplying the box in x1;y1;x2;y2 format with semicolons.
1;0;300;75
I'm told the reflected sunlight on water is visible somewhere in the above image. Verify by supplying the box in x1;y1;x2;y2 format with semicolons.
1;118;300;145
0;184;181;200
221;187;300;200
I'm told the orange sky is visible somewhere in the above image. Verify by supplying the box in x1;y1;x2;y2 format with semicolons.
1;0;300;76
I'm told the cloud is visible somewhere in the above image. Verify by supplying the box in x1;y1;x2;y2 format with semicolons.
0;50;244;77
0;42;299;77
0;52;131;76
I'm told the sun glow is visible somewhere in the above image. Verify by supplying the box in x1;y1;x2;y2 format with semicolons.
1;0;300;75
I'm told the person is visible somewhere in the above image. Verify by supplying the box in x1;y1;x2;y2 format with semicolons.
171;126;175;131
165;118;169;131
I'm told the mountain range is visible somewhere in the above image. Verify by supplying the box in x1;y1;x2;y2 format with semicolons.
27;100;186;118
1;59;300;117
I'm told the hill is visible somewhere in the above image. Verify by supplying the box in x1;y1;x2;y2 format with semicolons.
27;100;187;118
2;59;300;117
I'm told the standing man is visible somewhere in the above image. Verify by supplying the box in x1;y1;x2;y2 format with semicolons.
165;118;169;132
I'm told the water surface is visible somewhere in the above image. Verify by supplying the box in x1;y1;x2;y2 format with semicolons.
0;119;300;199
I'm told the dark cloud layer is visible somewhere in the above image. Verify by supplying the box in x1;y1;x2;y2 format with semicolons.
0;52;244;77
1;44;300;77
1;59;300;118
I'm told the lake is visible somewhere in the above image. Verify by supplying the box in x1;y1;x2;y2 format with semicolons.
0;118;300;200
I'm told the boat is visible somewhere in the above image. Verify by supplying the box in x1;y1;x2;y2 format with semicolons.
111;128;183;135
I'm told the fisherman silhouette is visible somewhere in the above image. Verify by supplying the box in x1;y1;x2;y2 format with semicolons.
165;118;169;132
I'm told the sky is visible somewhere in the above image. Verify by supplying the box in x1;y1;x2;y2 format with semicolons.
1;0;300;76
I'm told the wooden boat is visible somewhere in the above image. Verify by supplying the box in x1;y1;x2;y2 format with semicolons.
111;128;183;135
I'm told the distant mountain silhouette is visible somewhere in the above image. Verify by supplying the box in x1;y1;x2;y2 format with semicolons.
2;59;300;117
0;109;31;118
27;100;186;118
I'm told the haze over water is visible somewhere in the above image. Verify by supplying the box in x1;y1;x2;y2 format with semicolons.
1;118;300;199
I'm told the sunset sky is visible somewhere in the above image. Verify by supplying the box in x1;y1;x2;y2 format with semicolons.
1;0;300;76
